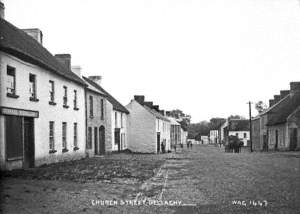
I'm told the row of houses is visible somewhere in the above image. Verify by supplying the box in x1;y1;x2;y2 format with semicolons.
0;5;187;170
252;82;300;151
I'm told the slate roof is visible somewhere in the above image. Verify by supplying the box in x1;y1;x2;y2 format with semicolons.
143;105;170;122
0;18;86;86
228;119;250;131
82;76;106;96
85;78;129;114
266;93;300;126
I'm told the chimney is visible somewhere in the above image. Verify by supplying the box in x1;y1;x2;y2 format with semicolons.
159;110;165;116
290;82;300;97
55;54;71;70
23;28;43;45
88;76;102;86
273;95;281;104
134;95;145;104
280;90;289;99
153;105;159;112
166;111;171;116
71;66;81;77
269;99;275;107
144;101;153;108
0;1;4;19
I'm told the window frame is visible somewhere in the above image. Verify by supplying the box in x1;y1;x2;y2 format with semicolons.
49;121;56;153
62;122;68;152
6;66;19;98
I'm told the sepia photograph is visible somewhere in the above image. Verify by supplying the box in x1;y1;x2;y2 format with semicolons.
0;0;299;213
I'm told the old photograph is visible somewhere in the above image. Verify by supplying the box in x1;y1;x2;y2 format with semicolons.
0;0;299;213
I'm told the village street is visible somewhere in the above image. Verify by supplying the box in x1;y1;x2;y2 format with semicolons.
1;145;300;214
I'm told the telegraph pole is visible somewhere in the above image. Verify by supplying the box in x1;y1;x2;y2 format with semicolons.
247;101;253;152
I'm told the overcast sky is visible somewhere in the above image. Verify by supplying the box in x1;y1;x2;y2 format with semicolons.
3;0;300;122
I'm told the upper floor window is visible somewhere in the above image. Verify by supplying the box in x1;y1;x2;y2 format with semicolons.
100;99;104;120
87;127;92;149
244;133;247;138
236;133;239;137
63;86;69;108
115;112;118;127
121;113;123;128
29;74;38;101
73;90;78;110
6;66;18;98
89;96;93;117
49;80;56;104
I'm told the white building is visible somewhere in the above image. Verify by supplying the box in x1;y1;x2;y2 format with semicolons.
85;76;129;152
0;17;86;170
209;130;219;144
126;96;171;153
220;119;250;146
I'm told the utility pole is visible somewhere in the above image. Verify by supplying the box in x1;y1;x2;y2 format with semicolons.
247;101;253;152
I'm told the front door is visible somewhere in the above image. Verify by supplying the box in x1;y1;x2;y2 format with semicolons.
23;117;34;168
115;128;121;152
99;126;105;155
94;127;98;155
275;130;278;150
157;132;161;153
290;128;298;151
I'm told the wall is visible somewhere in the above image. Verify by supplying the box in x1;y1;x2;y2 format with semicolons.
126;100;156;153
268;124;289;150
111;110;128;151
85;90;107;157
0;52;86;170
252;118;261;151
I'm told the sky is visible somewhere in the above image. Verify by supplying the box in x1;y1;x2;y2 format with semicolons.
3;0;300;123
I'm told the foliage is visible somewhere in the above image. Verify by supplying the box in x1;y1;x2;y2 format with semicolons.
255;101;267;114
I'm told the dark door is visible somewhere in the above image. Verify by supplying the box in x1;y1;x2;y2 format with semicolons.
275;130;278;150
263;134;268;151
23;117;34;168
94;127;98;155
6;116;23;161
157;132;161;153
115;128;121;152
99;126;105;155
290;128;297;151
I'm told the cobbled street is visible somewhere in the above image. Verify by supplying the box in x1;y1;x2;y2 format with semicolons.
1;145;300;214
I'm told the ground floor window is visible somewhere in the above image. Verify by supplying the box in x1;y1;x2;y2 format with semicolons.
73;123;78;149
87;127;92;149
62;122;68;152
49;121;55;151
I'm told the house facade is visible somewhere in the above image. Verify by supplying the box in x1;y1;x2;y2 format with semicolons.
168;116;181;148
209;130;219;144
126;96;171;153
220;119;250;146
82;76;108;156
0;18;86;170
86;76;129;152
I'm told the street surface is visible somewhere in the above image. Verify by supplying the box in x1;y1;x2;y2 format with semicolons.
1;145;299;214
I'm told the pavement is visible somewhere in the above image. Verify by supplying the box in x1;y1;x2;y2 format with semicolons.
1;145;300;214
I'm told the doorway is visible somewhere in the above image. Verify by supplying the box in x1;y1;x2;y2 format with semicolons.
290;128;298;151
23;117;35;168
99;126;105;155
94;127;98;155
275;130;278;150
115;128;121;152
157;132;161;153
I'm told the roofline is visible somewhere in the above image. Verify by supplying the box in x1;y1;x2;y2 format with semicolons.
260;95;290;116
0;47;87;87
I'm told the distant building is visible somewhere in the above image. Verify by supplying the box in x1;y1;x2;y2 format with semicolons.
209;130;219;144
0;17;86;170
167;116;181;147
126;96;171;153
220;119;250;146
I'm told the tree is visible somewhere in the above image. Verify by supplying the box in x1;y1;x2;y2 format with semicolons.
209;118;226;130
228;115;246;120
255;101;267;114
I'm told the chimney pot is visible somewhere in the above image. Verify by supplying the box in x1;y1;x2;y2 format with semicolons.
134;95;145;104
273;95;281;103
23;28;43;45
280;90;289;99
153;105;160;112
71;66;81;77
0;1;5;19
144;101;153;108
88;76;102;86
55;54;71;70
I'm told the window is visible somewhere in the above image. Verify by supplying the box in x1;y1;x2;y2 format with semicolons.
49;121;56;153
62;122;68;152
244;133;247;138
73;123;78;150
100;99;104;120
115;112;118;127
29;74;38;101
236;133;239;137
63;86;68;107
73;90;78;110
87;127;92;149
89;96;93;117
121;113;123;128
49;80;55;104
6;66;18;98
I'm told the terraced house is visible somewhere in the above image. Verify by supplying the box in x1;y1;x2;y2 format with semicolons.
0;13;87;170
86;76;129;152
126;96;171;153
